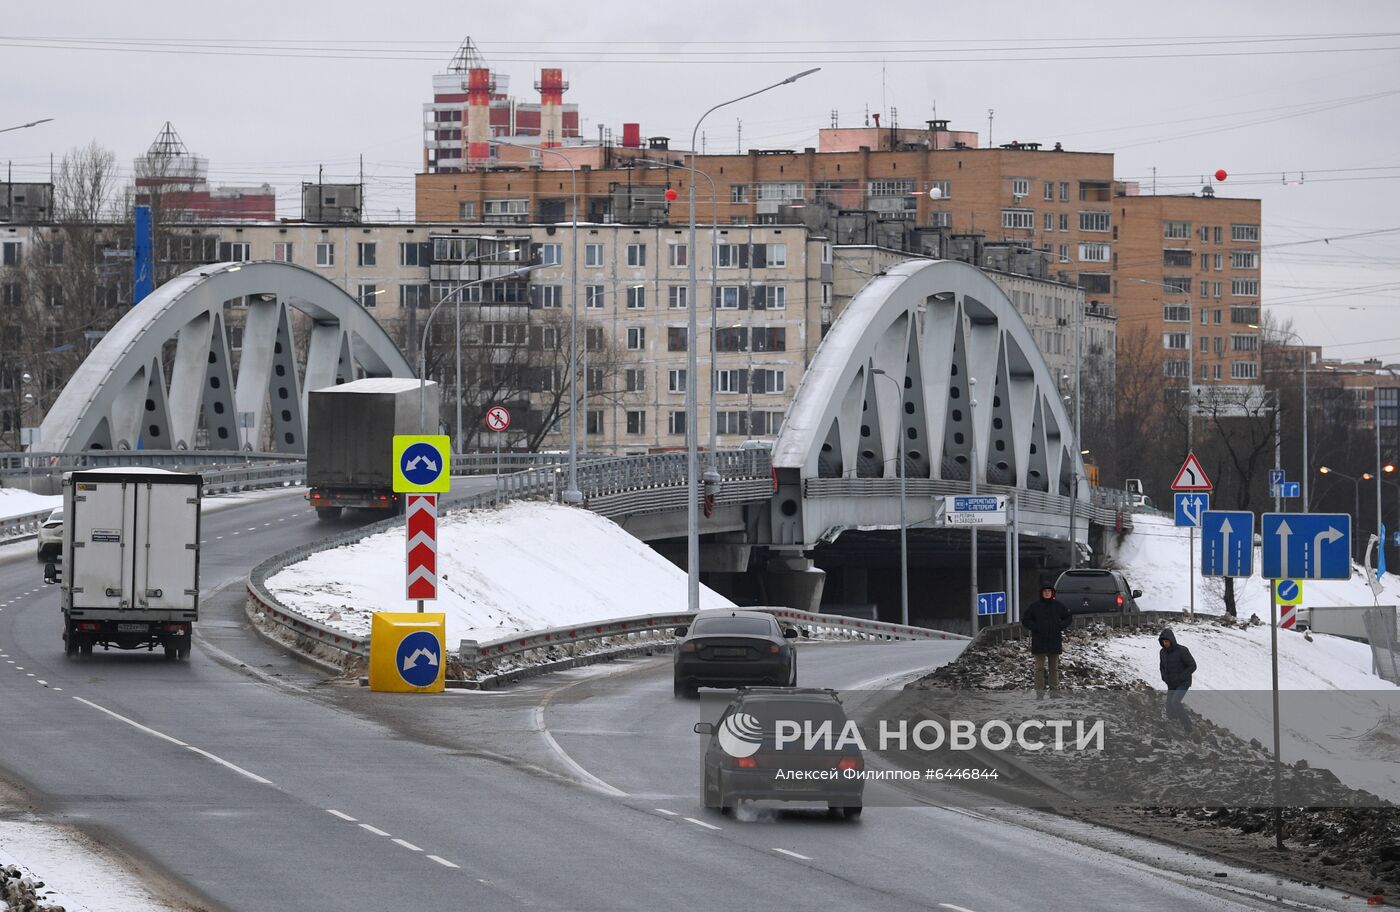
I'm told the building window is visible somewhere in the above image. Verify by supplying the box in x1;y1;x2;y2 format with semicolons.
1165;360;1188;378
928;212;952;228
1044;212;1054;231
715;243;742;268
668;369;687;393
273;242;293;263
625;368;646;393
538;243;562;266
1001;209;1035;230
1058;244;1069;263
752;327;786;352
754;285;786;310
764;243;787;267
627;326;646;350
1230;306;1260;324
716;411;748;435
483;199;528;222
667;327;687;352
1200;335;1210;353
357;241;377;267
757;182;803;202
315;242;334;267
1011;177;1030;197
584;243;604;266
357;284;380;308
1079;243;1110;263
1162;275;1191;295
668;411;687;436
1043;181;1054;200
1213;309;1222;324
1201;308;1209;325
585;285;605;309
1079;211;1110;232
400;284;430;309
1231;361;1259;380
715;327;748;352
668;286;688;309
458;202;477;220
1163;305;1190;322
1231;278;1260;296
668;243;687;267
626;243;646;267
869;178;914;197
1164;221;1190;240
822;243;832;264
730;185;748;203
1;242;21;267
1212;253;1222;271
1163;249;1194;267
928;180;951;199
586;410;603;436
532;285;562;308
1231;250;1259;269
1200;281;1210;297
1059;181;1070;201
1199;225;1210;242
1163;332;1188;350
1231;224;1260;242
626;286;646;309
626;410;646;435
219;241;251;262
715;369;747;393
1231;334;1259;352
752;369;785;394
716;286;741;309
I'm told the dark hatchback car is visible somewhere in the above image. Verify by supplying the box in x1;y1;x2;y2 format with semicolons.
673;610;798;697
696;688;864;819
1054;569;1142;615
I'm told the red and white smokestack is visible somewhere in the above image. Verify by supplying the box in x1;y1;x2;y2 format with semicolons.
537;68;568;148
621;123;642;149
466;67;493;168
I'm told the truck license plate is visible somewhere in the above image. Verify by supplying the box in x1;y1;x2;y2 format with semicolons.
117;623;146;632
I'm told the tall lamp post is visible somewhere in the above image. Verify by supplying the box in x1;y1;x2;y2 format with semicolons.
1256;324;1311;511
0;118;53;135
1318;466;1362;559
685;68;820;613
871;368;909;626
1367;464;1399;566
490;138;582;502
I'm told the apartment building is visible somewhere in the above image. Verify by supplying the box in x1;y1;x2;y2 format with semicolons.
1113;190;1263;398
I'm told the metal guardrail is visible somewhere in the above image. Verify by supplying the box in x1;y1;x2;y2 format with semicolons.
201;463;307;494
0;507;54;543
804;477;1130;530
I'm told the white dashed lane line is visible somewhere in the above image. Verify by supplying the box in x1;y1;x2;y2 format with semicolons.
654;808;679;816
683;817;721;831
939;904;982;912
773;848;812;861
326;810;356;822
392;838;422;852
427;855;458;869
328;810;460;870
358;823;391;837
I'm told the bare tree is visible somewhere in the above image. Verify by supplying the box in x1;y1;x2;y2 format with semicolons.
53;142;120;223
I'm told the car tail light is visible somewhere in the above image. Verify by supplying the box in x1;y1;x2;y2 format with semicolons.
310;492;323;500
1116;594;1125;609
769;644;781;654
736;756;757;769
162;623;188;633
377;494;388;501
679;642;697;653
77;622;103;632
838;756;862;772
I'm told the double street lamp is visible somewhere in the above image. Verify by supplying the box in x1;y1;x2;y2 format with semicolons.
1318;466;1362;558
1365;464;1399;559
684;68;820;613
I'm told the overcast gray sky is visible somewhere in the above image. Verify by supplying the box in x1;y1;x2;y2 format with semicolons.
3;0;1398;362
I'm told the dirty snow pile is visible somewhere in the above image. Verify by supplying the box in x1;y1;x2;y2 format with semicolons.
267;501;733;645
1108;512;1390;616
0;487;60;523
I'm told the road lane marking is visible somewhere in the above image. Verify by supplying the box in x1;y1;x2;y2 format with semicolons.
427;855;459;869
392;838;422;852
654;808;679;816
531;705;627;797
35;680;45;686
939;905;981;912
72;696;274;785
683;817;720;831
326;810;357;822
359;823;391;837
773;848;812;860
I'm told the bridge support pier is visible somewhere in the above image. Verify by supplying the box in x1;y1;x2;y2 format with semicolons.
764;555;826;614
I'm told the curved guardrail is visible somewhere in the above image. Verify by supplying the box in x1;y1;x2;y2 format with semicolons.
0;507;53;544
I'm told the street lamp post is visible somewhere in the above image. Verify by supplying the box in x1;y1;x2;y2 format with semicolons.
0;118;53;135
489;138;582;502
1368;464;1399;563
872;369;909;626
1318;466;1362;559
685;68;820;613
419;265;540;433
1257;324;1311;511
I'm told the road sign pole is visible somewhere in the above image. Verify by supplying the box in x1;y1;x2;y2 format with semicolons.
1188;526;1195;618
1270;582;1283;849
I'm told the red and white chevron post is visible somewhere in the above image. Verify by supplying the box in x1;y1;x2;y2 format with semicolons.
405;494;438;601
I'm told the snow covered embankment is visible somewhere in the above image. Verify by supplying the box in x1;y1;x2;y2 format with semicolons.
267;501;734;647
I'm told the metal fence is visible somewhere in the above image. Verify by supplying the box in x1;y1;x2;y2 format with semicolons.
1364;608;1400;684
0;508;53;544
804;477;1131;531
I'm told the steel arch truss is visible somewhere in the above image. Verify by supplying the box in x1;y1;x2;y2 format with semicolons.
41;262;414;452
770;259;1085;545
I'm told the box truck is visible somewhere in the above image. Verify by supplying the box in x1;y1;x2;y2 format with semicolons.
305;378;440;520
46;468;201;659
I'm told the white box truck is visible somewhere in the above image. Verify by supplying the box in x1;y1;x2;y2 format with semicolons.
47;468;202;660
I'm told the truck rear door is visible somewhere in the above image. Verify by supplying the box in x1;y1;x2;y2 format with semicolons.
70;479;132;610
133;482;200;611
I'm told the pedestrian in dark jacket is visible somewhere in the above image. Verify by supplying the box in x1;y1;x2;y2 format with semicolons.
1159;628;1197;730
1022;585;1072;694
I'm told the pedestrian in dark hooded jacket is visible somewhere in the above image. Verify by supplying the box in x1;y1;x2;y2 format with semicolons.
1022;585;1072;694
1159;627;1197;730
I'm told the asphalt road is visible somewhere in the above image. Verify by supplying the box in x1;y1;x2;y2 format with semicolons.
0;487;1367;912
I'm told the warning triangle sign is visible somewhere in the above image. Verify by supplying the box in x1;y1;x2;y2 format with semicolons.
1171;452;1212;491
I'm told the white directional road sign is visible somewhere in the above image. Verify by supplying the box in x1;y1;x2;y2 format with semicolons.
939;495;1008;528
1261;513;1351;580
1200;510;1254;577
1174;492;1209;528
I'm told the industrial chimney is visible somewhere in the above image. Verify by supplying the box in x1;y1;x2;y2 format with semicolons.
466;67;494;168
536;68;568;148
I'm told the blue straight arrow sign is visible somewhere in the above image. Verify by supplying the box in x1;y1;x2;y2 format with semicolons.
1200;511;1254;577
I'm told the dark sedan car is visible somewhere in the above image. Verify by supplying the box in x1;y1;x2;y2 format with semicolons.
1054;569;1142;615
695;687;864;819
673;610;798;698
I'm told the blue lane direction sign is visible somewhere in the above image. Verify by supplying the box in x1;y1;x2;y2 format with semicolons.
1174;492;1210;528
395;629;442;688
977;591;1008;616
1277;481;1301;499
1269;469;1285;490
1201;511;1254;577
1261;513;1351;580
